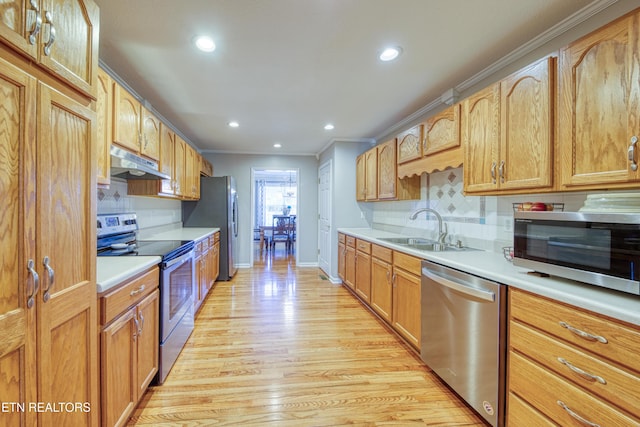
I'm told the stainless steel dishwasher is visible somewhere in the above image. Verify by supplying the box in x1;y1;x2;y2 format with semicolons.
420;260;507;427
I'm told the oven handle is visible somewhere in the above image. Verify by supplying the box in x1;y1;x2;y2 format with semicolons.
422;267;495;302
162;250;194;269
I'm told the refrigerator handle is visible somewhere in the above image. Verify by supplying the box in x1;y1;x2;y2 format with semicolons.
233;195;238;237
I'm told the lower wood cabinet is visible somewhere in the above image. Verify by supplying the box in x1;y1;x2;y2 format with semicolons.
391;252;421;349
344;236;356;290
338;233;346;281
355;239;372;303
194;232;220;314
370;244;393;323
508;288;640;426
100;267;160;427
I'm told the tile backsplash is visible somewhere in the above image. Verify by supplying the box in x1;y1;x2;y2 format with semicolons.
97;179;182;232
370;167;590;252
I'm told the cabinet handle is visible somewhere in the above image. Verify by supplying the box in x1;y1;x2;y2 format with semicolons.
628;136;638;171
137;312;144;335
559;321;608;344
26;259;40;309
557;357;606;384
133;316;140;340
130;284;146;296
490;161;497;184
28;0;42;45
557;401;600;427
42;256;54;302
392;273;397;288
42;11;55;56
498;160;505;183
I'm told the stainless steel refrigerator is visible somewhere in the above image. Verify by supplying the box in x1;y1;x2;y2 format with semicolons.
182;176;238;280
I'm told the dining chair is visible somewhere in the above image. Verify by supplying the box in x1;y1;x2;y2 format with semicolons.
271;215;292;252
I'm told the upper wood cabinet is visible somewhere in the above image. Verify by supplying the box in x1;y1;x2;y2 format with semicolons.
377;139;397;199
0;0;99;97
355;153;366;201
397;104;463;179
159;123;176;195
174;135;186;197
558;9;640;190
113;82;142;153
96;67;112;186
464;56;555;194
397;125;422;164
200;156;213;177
141;106;160;161
365;147;378;200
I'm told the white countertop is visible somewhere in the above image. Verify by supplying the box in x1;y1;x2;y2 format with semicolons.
96;227;219;294
338;227;640;326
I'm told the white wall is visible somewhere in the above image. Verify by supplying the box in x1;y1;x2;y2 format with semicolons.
203;152;319;267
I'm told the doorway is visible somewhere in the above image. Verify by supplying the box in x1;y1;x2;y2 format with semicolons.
251;168;299;265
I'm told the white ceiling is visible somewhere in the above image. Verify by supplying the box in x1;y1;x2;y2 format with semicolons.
95;0;598;156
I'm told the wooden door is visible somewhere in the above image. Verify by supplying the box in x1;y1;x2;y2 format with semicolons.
159;123;175;195
344;245;356;290
423;103;461;156
364;148;377;200
136;290;159;398
355;153;366;201
558;10;640;189
185;144;196;199
96;68;112;186
463;83;500;193
101;310;137;427
141;107;160;161
174;135;186;197
371;257;392;323
500;56;554;191
0;0;39;59
37;82;98;426
39;0;99;97
113;83;142;152
397;124;422;164
377;139;397;199
0;56;37;427
392;267;421;349
355;250;371;303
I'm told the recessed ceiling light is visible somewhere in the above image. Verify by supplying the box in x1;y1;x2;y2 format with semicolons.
324;123;334;130
194;35;216;52
379;46;402;61
273;143;282;148
228;121;239;128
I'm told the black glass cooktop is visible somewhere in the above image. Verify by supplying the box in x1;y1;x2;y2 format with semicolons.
98;240;194;261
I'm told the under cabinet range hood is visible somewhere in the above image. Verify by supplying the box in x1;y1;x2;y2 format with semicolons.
110;145;170;180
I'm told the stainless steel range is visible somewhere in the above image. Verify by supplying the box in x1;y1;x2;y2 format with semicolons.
97;213;195;384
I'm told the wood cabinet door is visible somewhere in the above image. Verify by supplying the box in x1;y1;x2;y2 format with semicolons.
365;148;377;200
337;241;345;281
423;103;461;156
136;290;159;398
355;251;371;303
113;83;142;153
174;135;186;197
0;0;39;59
344;246;356;290
39;0;99;97
101;310;137;427
212;237;220;283
37;82;98;426
558;10;640;189
96;68;112;186
159;123;175;195
500;56;554;191
0;57;37;427
397;124;422;164
371;257;392;323
355;153;366;201
377;139;397;199
392;267;421;349
463;83;500;193
141;107;160;161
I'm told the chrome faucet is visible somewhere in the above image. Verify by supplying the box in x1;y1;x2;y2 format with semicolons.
409;208;448;244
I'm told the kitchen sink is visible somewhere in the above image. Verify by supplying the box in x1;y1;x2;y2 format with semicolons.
378;237;435;245
406;243;479;252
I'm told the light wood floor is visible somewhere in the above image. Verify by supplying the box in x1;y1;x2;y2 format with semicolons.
128;244;486;426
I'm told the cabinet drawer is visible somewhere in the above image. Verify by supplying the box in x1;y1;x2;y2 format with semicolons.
509;351;639;426
510;289;640;372
214;231;220;243
338;233;345;244
510;320;640;417
507;392;555;427
356;239;371;254
346;235;356;248
393;251;421;274
372;244;392;263
209;234;215;246
201;237;209;251
101;267;159;325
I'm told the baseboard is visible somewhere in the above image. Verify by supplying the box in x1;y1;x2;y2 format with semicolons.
296;262;319;268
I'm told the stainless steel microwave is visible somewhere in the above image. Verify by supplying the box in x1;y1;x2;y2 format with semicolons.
513;211;640;295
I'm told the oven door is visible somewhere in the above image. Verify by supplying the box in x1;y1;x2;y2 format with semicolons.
160;250;194;342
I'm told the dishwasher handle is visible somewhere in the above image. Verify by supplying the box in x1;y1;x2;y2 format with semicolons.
422;267;495;302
